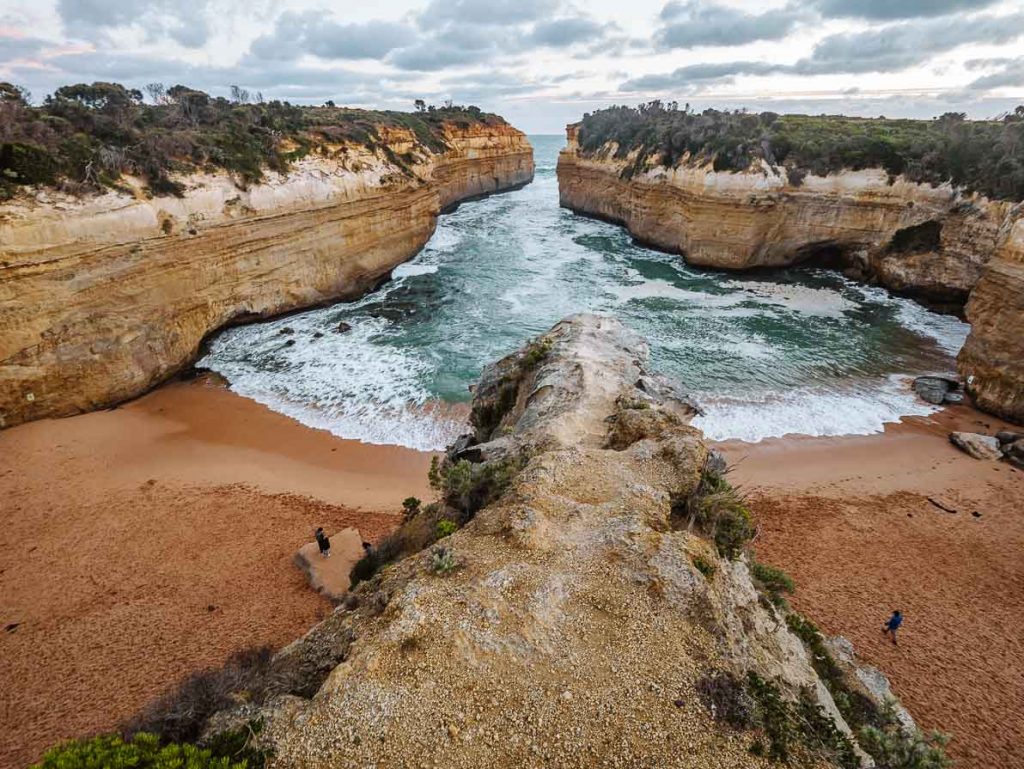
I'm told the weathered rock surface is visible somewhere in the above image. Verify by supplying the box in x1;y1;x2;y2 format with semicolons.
958;215;1024;423
557;124;1024;425
0;122;533;428
214;315;890;768
294;528;365;602
949;431;1003;461
913;376;959;406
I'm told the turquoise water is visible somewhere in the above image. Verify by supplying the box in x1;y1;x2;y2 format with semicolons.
200;135;968;449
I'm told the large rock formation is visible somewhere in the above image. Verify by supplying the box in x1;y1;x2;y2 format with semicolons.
207;315;905;768
0;122;533;428
958;216;1024;422
558;124;1024;424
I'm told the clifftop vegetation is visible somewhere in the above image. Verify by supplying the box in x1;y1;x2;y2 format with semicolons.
0;81;505;198
576;101;1024;202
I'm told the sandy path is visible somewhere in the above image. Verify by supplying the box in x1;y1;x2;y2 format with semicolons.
719;407;1024;769
0;380;433;769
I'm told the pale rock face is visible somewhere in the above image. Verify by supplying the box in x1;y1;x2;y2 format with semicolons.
0;123;534;428
557;124;1024;425
221;316;886;768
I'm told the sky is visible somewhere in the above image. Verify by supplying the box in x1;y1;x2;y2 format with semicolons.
1;0;1023;133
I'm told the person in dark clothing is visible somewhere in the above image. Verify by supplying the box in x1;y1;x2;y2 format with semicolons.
315;527;331;558
882;610;902;644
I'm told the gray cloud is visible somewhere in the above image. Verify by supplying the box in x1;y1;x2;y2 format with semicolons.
812;0;1000;21
528;18;609;48
794;12;1024;75
0;35;49;61
967;57;1024;91
250;13;415;61
622;61;783;91
57;0;213;48
656;1;805;49
419;0;558;29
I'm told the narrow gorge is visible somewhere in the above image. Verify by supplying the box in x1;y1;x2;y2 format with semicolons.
0;120;533;428
557;122;1024;424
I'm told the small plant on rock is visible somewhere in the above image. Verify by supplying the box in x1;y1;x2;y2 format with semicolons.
430;545;458;574
695;671;754;728
673;467;754;559
691;554;716;578
750;561;795;607
402;496;421;522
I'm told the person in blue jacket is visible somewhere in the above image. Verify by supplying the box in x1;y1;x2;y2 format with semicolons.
882;610;903;644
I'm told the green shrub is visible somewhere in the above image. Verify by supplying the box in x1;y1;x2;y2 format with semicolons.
859;718;952;769
430;455;524;519
691;554;716;578
673;469;754;559
31;732;246;769
436;519;457;538
750;561;795;607
745;673;858;769
401;496;421;522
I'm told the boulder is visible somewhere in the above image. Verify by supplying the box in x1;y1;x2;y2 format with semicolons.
1004;439;1024;468
335;321;353;334
949;431;1003;461
942;391;964;405
294;527;365;601
913;376;957;405
996;431;1023;447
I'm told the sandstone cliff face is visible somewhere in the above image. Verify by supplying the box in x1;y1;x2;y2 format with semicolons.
0;123;533;428
959;216;1024;422
208;316;894;768
558;125;1024;424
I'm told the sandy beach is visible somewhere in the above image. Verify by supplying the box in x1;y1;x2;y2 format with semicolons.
0;378;435;769
718;407;1024;769
2;378;1021;769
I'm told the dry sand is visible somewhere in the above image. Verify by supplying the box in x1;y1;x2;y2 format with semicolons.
0;379;434;769
718;406;1024;769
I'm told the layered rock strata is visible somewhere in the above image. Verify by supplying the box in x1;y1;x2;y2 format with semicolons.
0;123;533;428
210;315;899;768
558;124;1024;423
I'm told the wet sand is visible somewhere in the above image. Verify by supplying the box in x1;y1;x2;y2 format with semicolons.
0;379;434;769
718;407;1024;769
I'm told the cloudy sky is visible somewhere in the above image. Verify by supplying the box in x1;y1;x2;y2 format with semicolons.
1;0;1023;132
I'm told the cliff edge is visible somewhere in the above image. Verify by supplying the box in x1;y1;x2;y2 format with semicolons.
0;121;533;428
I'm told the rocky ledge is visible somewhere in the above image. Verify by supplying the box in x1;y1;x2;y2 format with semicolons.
557;125;1024;424
0;122;533;428
203;315;924;768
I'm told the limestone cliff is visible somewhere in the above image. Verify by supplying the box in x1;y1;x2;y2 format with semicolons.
204;316;917;768
558;124;1024;424
959;216;1024;422
0;122;533;428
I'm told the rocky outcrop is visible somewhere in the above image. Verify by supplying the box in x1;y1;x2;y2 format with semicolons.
208;315;904;767
958;215;1024;422
0;122;533;428
558;124;1024;424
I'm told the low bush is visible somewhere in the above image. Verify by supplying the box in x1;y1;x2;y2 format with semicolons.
401;496;421;522
673;467;754;559
745;672;859;769
436;519;458;538
859;718;952;769
430;545;458;574
576;102;1024;202
31;732;246;769
750;561;795;607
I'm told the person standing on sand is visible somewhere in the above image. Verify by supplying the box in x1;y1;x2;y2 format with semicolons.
882;610;903;644
315;527;331;558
